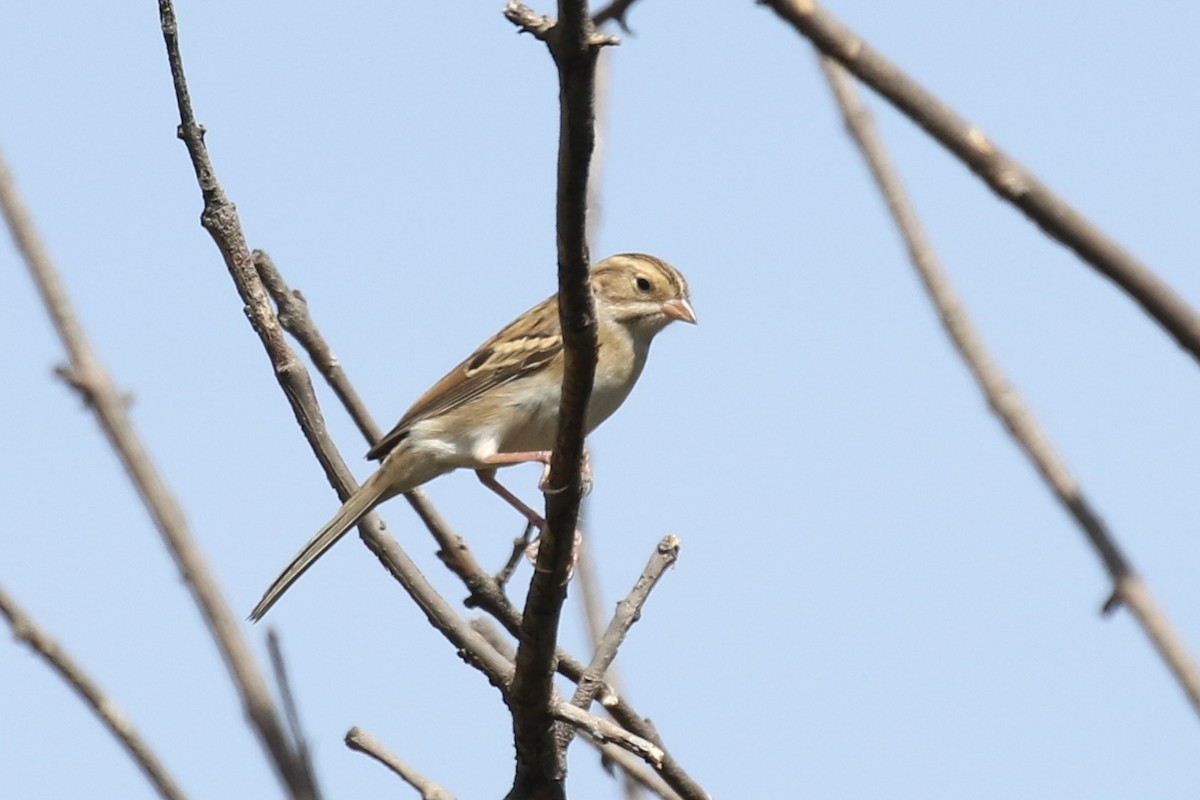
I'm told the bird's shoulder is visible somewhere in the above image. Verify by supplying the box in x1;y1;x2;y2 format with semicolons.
366;294;564;460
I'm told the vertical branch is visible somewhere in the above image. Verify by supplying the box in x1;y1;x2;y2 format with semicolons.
501;3;615;796
817;58;1200;716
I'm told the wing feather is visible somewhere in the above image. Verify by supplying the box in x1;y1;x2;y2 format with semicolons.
366;294;562;461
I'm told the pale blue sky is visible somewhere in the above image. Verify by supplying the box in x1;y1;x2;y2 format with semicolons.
4;2;1200;798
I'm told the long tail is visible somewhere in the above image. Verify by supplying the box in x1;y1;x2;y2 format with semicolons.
249;468;394;621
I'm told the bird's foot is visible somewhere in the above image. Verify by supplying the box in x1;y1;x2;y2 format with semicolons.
537;447;593;496
525;526;583;582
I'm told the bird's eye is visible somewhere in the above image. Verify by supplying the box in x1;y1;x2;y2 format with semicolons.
635;276;652;293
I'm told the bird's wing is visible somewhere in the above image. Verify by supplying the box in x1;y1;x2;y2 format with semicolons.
366;294;563;461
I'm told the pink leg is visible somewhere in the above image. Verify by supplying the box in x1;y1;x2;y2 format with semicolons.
479;450;553;469
476;468;547;529
475;460;586;582
480;448;593;495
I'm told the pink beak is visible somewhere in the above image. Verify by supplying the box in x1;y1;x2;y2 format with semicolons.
662;298;698;324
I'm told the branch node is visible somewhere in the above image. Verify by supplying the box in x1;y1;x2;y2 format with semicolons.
502;1;620;48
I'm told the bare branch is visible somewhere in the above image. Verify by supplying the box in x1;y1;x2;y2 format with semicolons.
476;615;682;799
470;617;518;661
494;521;539;591
1;134;315;798
567;536;677;797
0;586;188;800
252;250;484;596
504;2;556;39
345;727;456;800
504;1;620;45
501;1;610;795
156;7;559;791
553;704;664;769
254;250;381;444
574;537;644;800
567;536;679;717
817;57;1200;716
762;0;1200;366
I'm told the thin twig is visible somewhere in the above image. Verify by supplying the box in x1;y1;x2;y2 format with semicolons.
345;727;456;800
567;536;679;717
494;521;539;591
574;537;645;799
254;250;381;444
553;705;663;769
761;0;1200;365
0;586;188;800
1;137;316;799
817;57;1200;716
568;536;676;799
266;632;322;799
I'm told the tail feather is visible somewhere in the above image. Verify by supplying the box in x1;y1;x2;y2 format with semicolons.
249;470;393;621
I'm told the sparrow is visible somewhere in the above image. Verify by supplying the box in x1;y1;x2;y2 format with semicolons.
249;253;695;620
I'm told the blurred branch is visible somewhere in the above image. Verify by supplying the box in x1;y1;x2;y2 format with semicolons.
817;57;1200;716
0;585;188;800
1;132;316;798
762;0;1200;366
345;727;456;800
592;0;641;33
266;632;322;799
